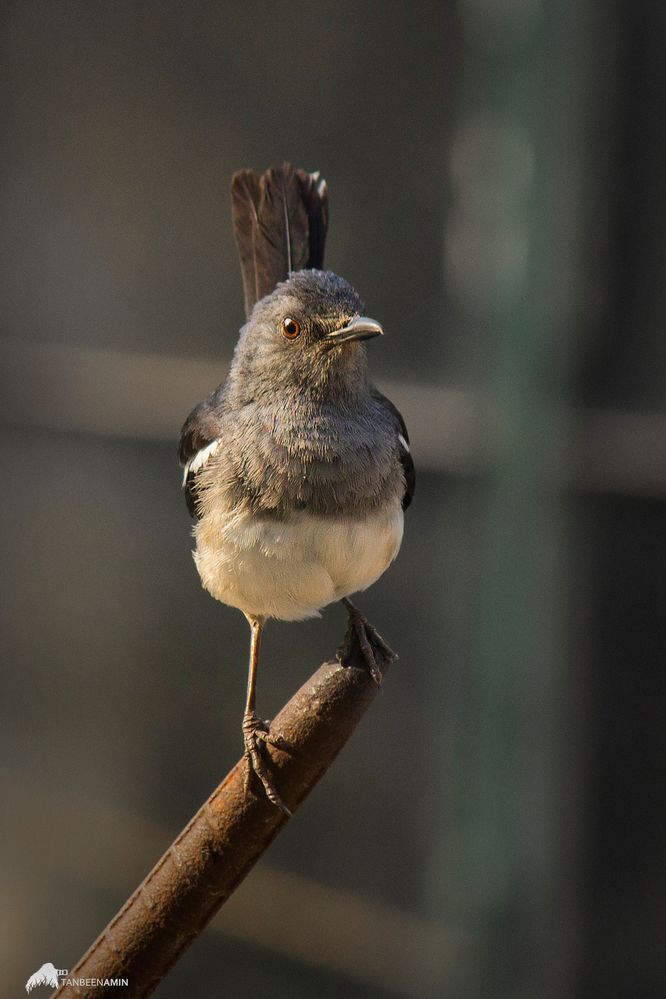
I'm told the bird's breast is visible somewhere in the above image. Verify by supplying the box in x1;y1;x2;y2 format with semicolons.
219;402;404;518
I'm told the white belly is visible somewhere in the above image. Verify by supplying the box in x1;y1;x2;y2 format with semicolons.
193;503;404;621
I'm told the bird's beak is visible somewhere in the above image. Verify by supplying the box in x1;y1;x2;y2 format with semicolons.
323;316;384;346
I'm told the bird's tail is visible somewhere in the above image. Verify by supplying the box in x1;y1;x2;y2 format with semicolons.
230;162;329;318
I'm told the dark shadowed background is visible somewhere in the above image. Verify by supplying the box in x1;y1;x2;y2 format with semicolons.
2;2;664;997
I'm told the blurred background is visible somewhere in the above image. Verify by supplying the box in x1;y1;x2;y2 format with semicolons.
2;2;664;997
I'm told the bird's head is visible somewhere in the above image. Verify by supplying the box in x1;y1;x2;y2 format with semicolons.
227;270;383;402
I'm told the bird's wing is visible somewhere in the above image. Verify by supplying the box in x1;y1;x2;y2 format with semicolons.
371;386;415;511
230;163;329;317
178;395;224;518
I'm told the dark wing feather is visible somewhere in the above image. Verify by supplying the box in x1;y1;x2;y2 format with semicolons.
231;162;329;317
371;386;415;511
178;395;223;518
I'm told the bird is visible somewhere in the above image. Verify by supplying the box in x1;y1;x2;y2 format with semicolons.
179;163;414;814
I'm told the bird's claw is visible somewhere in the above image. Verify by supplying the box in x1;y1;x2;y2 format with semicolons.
242;711;291;816
337;601;397;684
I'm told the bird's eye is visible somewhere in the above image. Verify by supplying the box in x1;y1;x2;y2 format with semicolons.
282;317;301;340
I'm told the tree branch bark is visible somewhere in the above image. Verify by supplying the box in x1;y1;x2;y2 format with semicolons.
52;647;390;998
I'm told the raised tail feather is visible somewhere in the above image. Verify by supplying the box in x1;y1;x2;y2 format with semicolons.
231;162;329;317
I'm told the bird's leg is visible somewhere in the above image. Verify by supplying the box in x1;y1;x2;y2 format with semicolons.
241;615;291;816
336;597;398;685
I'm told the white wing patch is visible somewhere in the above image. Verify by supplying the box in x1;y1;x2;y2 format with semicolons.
398;433;410;453
183;439;222;485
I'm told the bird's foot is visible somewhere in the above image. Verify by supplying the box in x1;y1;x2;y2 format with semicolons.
336;599;398;685
242;711;291;816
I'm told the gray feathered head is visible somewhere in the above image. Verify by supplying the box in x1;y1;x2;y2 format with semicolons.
226;270;383;402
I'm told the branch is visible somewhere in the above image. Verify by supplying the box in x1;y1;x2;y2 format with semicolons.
52;643;390;999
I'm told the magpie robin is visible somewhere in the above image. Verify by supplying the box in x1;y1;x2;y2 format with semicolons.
179;164;414;814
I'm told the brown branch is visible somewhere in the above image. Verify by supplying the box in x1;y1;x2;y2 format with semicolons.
52;644;390;999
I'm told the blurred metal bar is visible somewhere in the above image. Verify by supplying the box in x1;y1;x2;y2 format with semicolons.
438;1;617;996
1;336;665;495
